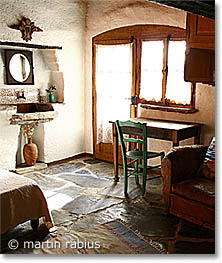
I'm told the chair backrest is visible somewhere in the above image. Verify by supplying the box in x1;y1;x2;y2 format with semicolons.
115;120;147;163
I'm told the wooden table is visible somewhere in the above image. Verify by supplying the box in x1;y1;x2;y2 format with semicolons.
112;117;202;182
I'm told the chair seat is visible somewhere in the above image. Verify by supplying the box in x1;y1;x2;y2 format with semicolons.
126;149;164;159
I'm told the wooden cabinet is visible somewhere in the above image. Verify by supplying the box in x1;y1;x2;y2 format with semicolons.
184;13;215;84
186;13;215;50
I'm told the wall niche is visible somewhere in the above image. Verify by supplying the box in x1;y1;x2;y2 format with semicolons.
0;41;64;105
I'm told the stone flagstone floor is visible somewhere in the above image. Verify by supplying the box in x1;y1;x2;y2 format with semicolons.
1;156;215;254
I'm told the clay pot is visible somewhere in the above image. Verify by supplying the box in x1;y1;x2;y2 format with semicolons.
23;137;38;166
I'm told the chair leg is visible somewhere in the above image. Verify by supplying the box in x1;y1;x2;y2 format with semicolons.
124;165;128;197
134;160;139;185
142;160;147;196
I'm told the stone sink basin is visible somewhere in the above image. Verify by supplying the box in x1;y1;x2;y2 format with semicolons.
10;103;58;125
17;103;54;113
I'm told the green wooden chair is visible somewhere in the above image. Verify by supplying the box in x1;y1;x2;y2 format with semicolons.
115;120;165;197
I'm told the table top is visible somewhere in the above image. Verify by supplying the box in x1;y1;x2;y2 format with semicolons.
111;117;202;131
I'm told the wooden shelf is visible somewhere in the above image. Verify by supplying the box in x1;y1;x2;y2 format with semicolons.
0;41;62;50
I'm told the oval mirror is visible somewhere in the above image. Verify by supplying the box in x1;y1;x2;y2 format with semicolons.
5;49;34;85
9;54;31;82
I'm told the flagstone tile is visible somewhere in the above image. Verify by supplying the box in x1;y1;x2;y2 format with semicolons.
62;194;123;217
118;203;179;238
53;185;84;199
57;173;111;189
21;172;68;191
83;158;103;165
42;162;86;175
87;162;117;179
98;181;141;199
51;209;77;225
74;169;91;175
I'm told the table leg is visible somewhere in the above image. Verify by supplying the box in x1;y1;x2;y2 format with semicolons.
173;131;180;147
194;126;201;144
113;122;119;182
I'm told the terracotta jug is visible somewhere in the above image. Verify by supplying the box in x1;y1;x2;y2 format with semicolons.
23;137;38;166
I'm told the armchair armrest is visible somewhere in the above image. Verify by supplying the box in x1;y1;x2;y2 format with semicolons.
161;145;208;210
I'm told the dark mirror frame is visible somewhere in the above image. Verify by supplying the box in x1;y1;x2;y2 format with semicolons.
5;49;34;85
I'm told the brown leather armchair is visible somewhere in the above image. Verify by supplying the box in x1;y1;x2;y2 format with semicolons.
161;145;215;231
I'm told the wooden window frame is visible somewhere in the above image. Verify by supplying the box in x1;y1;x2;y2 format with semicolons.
138;36;196;112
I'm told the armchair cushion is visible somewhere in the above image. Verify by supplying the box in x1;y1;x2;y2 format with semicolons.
172;177;215;207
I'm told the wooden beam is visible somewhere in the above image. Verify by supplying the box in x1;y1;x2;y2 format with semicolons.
148;0;215;20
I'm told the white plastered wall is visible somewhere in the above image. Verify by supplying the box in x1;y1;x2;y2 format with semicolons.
0;106;19;170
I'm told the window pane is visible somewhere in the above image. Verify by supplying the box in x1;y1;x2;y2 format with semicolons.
96;44;132;143
140;41;163;102
166;41;191;105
